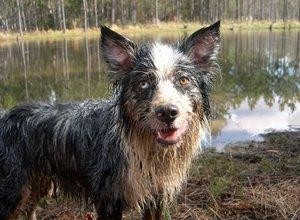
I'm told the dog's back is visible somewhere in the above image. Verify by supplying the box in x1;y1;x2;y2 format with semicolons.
0;100;128;219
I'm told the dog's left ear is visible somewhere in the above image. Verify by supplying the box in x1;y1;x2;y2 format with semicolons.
180;21;220;69
101;25;136;75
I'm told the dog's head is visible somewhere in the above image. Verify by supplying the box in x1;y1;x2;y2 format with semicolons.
101;22;220;146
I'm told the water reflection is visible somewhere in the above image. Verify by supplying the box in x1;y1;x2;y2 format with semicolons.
210;30;300;148
0;38;108;106
0;30;299;148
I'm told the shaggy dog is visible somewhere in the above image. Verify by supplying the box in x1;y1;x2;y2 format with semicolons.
0;21;220;220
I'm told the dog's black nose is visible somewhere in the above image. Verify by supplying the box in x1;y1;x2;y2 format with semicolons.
155;104;179;123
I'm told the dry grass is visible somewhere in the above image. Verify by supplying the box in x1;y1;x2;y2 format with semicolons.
34;130;300;219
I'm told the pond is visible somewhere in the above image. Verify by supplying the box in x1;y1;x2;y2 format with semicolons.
0;30;299;150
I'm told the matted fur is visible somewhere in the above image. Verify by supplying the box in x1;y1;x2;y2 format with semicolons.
0;21;220;220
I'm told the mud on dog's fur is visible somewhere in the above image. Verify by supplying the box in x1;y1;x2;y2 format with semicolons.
0;21;220;220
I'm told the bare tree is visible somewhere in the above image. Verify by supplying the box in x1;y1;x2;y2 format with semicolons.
190;0;195;21
131;0;137;24
20;0;27;31
58;0;62;29
235;0;239;20
247;0;251;20
16;0;23;36
94;0;98;28
61;0;66;32
176;0;181;22
31;0;38;30
83;0;88;31
155;0;159;24
240;0;243;20
112;0;115;23
269;0;274;21
283;0;288;22
101;0;104;21
298;0;300;21
206;0;210;23
259;0;263;20
121;0;124;24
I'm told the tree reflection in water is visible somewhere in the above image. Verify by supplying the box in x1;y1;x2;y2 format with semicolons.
0;30;299;148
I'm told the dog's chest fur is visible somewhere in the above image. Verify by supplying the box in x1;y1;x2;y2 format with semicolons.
121;118;202;210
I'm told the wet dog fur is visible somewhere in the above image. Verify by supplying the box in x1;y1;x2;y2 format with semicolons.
0;21;220;220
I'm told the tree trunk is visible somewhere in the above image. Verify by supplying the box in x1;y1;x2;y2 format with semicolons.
121;0;124;24
213;0;217;20
20;0;27;31
240;0;243;20
61;0;66;32
298;0;300;21
283;0;288;22
83;0;88;31
190;0;194;21
111;0;115;24
57;0;62;29
206;0;210;23
275;2;277;21
217;0;222;20
94;0;99;28
247;0;250;20
269;0;273;21
32;0;38;31
131;0;137;24
155;0;159;24
176;0;181;22
16;0;23;36
259;0;263;20
172;0;175;20
235;0;239;20
94;0;98;28
100;0;104;20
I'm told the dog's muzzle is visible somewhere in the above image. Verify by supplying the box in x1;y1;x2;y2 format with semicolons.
154;104;187;145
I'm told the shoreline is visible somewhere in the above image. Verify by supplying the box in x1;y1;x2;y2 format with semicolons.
1;20;300;42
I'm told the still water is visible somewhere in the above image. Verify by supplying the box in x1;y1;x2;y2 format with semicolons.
0;30;299;150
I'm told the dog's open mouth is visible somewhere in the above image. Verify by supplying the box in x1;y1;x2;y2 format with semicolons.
156;125;187;146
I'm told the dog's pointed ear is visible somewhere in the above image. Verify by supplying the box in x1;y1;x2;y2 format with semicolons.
180;21;220;68
101;25;136;74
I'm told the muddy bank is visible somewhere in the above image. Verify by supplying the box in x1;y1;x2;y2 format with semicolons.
172;130;300;219
35;130;300;219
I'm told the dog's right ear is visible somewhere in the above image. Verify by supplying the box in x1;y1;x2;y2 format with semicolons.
101;25;136;76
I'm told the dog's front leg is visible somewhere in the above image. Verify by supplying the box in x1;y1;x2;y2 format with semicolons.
142;201;164;220
95;202;123;220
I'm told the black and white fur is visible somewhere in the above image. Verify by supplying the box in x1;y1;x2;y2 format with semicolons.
0;21;220;220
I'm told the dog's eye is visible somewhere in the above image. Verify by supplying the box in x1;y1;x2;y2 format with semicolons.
179;77;190;86
139;81;149;89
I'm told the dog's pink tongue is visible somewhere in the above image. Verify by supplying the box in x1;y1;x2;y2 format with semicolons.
158;129;178;141
157;126;186;142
